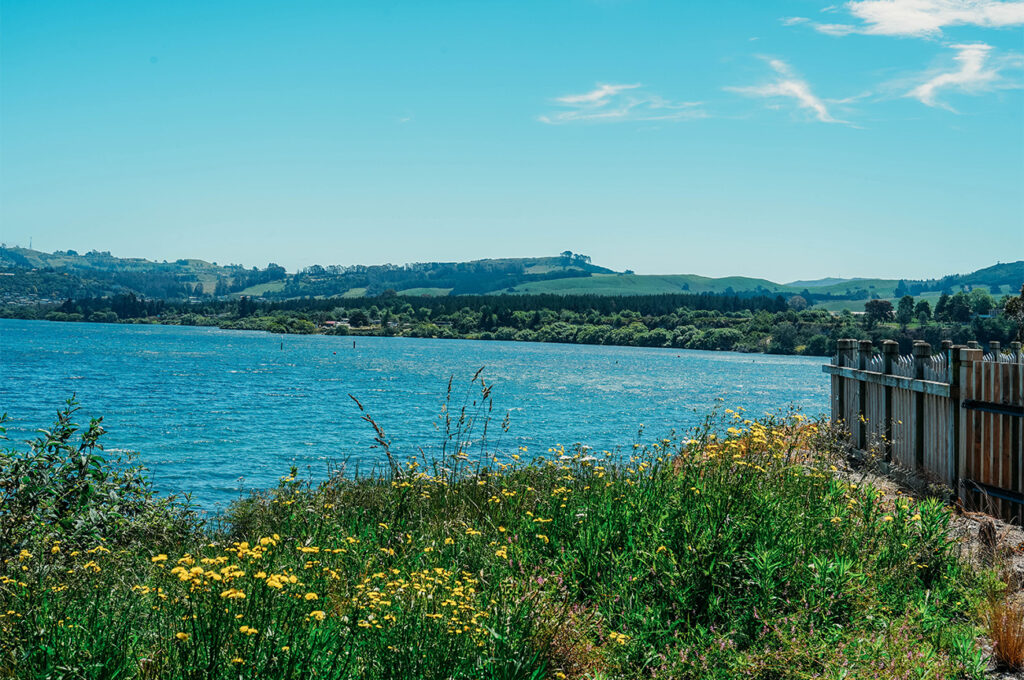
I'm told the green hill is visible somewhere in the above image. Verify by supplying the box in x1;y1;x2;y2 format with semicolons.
505;273;788;296
1;245;1019;312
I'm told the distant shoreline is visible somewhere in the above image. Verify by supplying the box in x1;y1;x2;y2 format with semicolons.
3;314;826;354
1;312;1001;360
1;315;834;357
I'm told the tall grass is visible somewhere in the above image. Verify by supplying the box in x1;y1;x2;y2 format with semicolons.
0;379;990;679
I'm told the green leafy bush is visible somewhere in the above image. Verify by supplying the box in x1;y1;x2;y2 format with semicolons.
0;399;196;561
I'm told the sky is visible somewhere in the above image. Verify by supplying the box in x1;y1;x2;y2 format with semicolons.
2;0;1022;282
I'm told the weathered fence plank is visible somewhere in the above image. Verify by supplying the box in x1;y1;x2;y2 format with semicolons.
824;340;1024;523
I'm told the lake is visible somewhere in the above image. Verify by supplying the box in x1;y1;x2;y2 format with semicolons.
0;319;829;508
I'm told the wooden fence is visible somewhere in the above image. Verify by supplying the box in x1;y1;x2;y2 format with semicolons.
823;338;1024;521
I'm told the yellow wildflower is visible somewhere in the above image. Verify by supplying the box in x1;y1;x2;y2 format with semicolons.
609;631;630;645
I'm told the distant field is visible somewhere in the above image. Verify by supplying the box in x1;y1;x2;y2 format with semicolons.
235;280;286;296
811;288;1014;313
810;291;943;313
504;273;789;296
341;287;368;298
196;273;220;295
396;287;453;297
801;278;899;297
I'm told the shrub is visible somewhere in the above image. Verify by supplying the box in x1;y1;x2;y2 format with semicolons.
0;399;196;560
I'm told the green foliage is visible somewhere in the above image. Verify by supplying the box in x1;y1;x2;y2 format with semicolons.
0;399;196;561
0;395;990;679
863;299;894;329
915;299;932;325
1003;284;1024;340
895;295;914;328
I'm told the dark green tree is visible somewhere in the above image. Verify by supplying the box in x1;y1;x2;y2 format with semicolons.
1003;284;1024;340
935;293;951;321
895;295;915;330
968;288;994;316
348;309;370;327
946;292;972;323
863;299;894;329
914;300;932;326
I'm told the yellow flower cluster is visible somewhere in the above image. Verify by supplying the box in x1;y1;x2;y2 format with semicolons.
347;567;491;642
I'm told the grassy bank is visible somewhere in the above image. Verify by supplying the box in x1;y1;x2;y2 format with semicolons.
0;392;996;679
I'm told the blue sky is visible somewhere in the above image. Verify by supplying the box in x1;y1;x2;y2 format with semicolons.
2;0;1022;281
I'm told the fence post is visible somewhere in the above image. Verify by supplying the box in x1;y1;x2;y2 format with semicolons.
913;342;931;470
949;345;962;489
1012;341;1022;364
958;347;983;509
968;340;981;349
882;340;898;462
989;340;1001;358
835;339;856;428
858;340;873;450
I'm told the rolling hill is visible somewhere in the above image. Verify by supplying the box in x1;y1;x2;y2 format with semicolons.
1;245;1020;312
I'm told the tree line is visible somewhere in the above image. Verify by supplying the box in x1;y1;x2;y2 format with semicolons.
4;287;1021;357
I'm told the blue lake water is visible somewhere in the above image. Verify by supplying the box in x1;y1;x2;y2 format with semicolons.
1;319;829;508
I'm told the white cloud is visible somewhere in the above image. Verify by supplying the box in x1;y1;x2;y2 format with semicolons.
815;0;1024;37
907;42;1022;108
726;59;850;124
540;83;705;124
781;16;810;25
555;83;640;105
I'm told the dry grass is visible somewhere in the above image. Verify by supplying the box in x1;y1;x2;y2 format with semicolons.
988;598;1024;671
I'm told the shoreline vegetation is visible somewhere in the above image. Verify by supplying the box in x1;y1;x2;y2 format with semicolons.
3;285;1022;357
1;378;1020;678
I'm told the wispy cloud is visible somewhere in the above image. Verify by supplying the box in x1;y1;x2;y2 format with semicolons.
539;83;705;124
906;43;1022;108
810;0;1024;37
726;59;850;124
555;83;640;105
